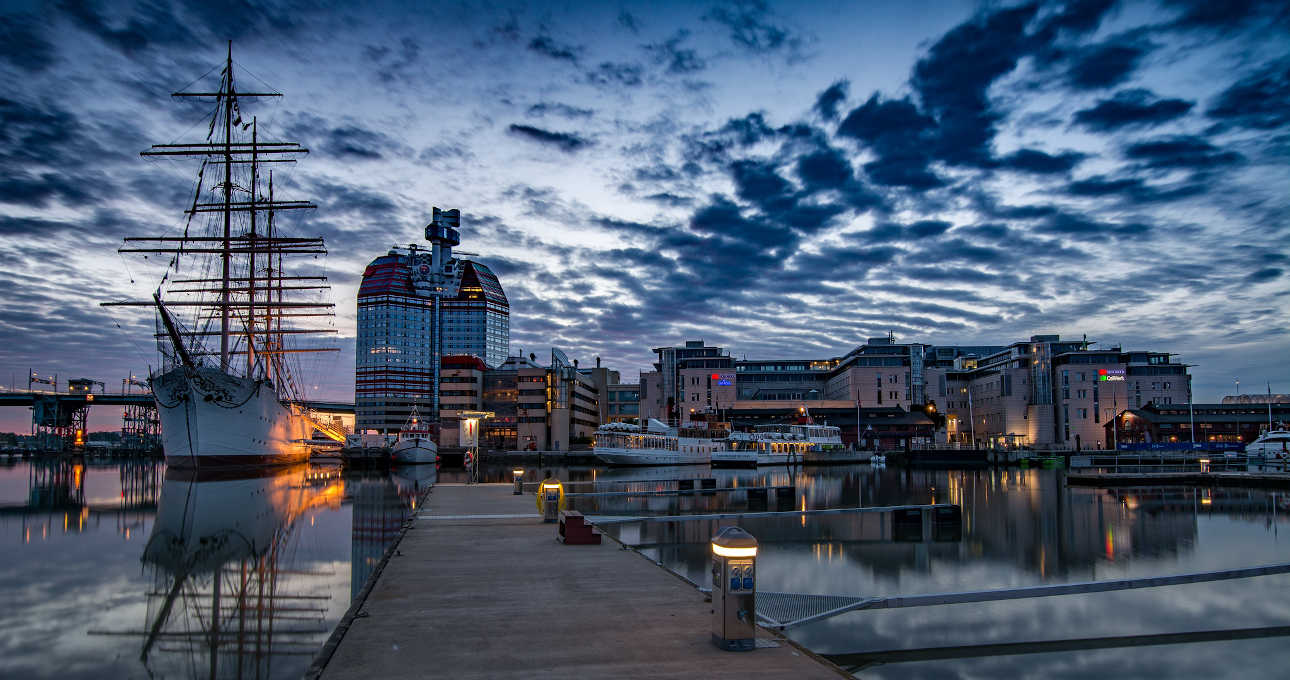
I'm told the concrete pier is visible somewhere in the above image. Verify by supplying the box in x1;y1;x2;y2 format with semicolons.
318;483;844;679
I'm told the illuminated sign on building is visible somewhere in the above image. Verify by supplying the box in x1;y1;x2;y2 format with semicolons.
1098;368;1126;382
711;373;734;386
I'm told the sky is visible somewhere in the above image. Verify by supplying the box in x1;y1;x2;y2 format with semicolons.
0;0;1287;431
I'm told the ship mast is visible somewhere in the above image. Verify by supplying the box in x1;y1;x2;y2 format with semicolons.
102;41;338;396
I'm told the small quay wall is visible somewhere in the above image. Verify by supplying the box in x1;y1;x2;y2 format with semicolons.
315;483;846;680
1067;471;1290;489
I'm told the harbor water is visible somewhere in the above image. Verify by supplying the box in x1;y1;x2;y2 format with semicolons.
4;459;1290;678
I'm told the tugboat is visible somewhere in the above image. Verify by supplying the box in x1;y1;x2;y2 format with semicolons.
392;406;439;464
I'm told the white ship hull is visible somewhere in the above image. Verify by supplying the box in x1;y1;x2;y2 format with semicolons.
392;437;438;464
802;450;875;464
593;446;710;466
152;366;312;468
711;450;758;467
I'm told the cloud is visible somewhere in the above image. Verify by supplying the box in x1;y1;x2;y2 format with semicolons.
618;11;641;34
0;12;56;71
998;148;1085;174
528;35;581;62
644;30;706;74
1123;136;1243;169
1073;88;1194;131
1248;267;1283;282
1064;37;1153;90
322;125;405;160
1206;60;1290;131
910;2;1038;167
858;220;953;243
1163;0;1290;32
703;0;806;56
836;94;943;189
813;80;848;121
586;62;644;87
507;124;592;152
526;102;594;119
1038;211;1152;237
795;147;853;189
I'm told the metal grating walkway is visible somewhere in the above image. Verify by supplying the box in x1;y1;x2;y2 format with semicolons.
755;592;868;629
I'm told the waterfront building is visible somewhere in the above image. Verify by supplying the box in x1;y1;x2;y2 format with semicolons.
355;246;444;434
603;381;640;423
437;354;487;447
355;211;509;434
649;340;736;425
736;358;836;401
1110;402;1290;446
641;333;1192;451
441;260;510;368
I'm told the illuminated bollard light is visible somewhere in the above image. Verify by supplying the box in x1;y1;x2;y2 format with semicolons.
513;468;525;495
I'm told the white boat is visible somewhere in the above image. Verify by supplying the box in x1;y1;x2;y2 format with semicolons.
718;423;849;466
593;419;728;466
392;407;439;464
1246;429;1290;460
103;45;342;468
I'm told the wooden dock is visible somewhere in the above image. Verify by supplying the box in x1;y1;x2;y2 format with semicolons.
315;483;845;679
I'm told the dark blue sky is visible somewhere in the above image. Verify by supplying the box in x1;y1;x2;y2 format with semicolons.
1;0;1287;428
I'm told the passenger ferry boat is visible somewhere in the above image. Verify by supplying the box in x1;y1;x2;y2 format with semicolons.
592;419;729;466
712;423;848;466
1246;429;1290;460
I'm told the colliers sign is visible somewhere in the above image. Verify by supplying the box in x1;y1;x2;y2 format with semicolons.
1098;368;1126;382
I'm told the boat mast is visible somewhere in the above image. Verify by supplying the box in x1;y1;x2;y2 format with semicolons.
221;40;234;372
247;117;258;377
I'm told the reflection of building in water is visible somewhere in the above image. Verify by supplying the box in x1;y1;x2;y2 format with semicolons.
885;469;1199;577
9;460;162;543
350;474;415;601
108;464;343;679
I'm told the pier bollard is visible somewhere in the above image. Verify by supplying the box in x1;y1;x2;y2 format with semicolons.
512;468;525;495
541;482;561;523
711;526;758;652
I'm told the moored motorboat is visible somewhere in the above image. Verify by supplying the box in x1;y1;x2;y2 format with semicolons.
392;407;439;464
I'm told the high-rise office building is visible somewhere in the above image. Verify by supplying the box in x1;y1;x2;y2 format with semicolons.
441;261;510;368
354;209;509;434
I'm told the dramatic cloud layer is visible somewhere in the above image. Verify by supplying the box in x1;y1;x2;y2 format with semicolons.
0;0;1287;430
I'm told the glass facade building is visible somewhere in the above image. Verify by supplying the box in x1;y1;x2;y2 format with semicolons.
355;251;509;434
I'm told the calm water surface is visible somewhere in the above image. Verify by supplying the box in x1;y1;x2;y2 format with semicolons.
565;464;1290;679
0;458;430;679
5;459;1289;679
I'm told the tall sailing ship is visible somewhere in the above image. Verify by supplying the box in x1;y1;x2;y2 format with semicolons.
103;44;342;467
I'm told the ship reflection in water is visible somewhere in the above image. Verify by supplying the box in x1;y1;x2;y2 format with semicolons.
0;459;425;680
135;465;345;678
